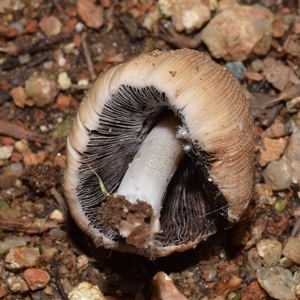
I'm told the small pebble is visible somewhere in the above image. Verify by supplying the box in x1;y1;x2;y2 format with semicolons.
143;9;161;32
39;15;62;37
278;257;293;269
9;22;24;34
78;79;89;86
202;4;273;61
169;1;211;33
57;72;72;90
282;237;300;264
14;140;28;153
242;281;266;300
63;42;76;54
58;56;67;67
25;19;38;34
77;1;104;29
18;53;31;64
52;118;71;139
49;227;67;240
68;282;106;300
286;96;300;113
39;125;48;133
7;275;29;293
0;284;7;298
0;236;29;255
257;239;282;267
40;244;58;261
75;22;84;32
0;145;13;159
225;61;247;80
43;61;54;70
263;159;293;191
77;255;89;273
274;199;288;213
151;271;187;300
10;86;27;108
248;248;262;270
201;266;217;282
251;59;264;72
23;268;50;290
257;266;295;299
49;209;64;223
5;247;40;271
263;131;300;190
25;73;58;107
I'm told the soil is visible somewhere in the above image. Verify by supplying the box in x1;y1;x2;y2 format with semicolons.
98;195;153;248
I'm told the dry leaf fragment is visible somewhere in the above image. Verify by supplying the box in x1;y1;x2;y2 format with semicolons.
263;57;300;91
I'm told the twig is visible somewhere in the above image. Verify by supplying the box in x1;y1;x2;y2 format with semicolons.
0;217;58;233
0;34;71;57
50;187;68;219
27;53;51;68
0;120;51;144
55;278;69;300
81;32;96;82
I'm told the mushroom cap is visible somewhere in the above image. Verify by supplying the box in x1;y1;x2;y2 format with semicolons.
64;49;254;257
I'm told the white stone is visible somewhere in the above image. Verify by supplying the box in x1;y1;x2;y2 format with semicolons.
257;266;295;299
0;145;13;159
68;282;105;300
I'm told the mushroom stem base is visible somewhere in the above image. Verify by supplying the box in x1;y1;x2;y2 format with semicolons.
115;113;184;247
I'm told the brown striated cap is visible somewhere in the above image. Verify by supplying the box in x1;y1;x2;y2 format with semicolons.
64;49;254;257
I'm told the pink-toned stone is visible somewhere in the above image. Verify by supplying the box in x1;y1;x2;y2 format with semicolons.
25;73;58;107
262;123;286;139
243;71;264;82
263;131;300;190
25;19;38;34
272;19;286;38
215;275;242;297
262;159;292;191
0;23;18;38
241;281;265;300
151;271;187;300
259;137;287;167
23;150;46;166
77;1;104;29
7;276;29;293
39;15;62;37
56;94;72;111
23;268;50;290
202;4;273;61
282;237;300;264
0;284;7;298
5;247;40;271
10;86;27;108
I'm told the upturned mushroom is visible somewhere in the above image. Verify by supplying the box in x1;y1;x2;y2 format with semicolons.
64;49;254;258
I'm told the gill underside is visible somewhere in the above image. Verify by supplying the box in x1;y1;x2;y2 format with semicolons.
76;85;228;251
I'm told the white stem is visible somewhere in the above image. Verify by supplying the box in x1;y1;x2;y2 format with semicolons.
117;114;184;244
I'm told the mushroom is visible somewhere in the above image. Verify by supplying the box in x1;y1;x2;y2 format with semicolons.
64;49;254;258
